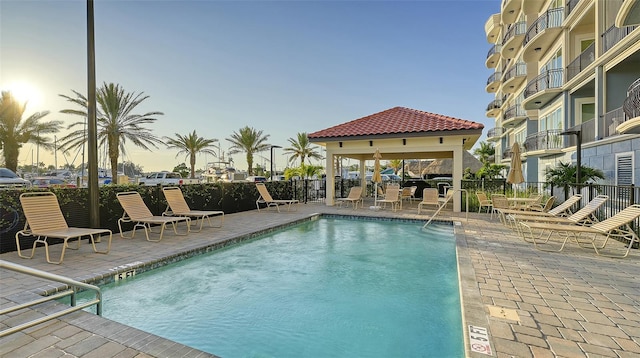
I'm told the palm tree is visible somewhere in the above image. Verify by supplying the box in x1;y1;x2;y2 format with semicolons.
388;159;403;174
283;132;322;165
164;130;218;179
284;163;323;180
0;91;62;172
226;126;270;175
544;162;604;187
473;141;495;165
58;83;164;180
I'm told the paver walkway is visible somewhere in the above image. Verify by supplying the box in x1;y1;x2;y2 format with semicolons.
1;200;639;357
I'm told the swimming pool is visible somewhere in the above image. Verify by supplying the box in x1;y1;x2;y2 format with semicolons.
83;217;462;357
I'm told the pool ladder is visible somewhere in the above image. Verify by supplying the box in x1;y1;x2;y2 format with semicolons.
423;189;468;228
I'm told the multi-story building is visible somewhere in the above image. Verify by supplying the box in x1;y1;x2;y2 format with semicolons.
484;0;640;186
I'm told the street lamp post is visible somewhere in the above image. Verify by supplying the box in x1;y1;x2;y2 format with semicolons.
270;145;282;181
560;129;581;184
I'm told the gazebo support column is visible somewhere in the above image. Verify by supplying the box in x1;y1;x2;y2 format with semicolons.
453;145;463;212
359;159;366;192
326;151;335;206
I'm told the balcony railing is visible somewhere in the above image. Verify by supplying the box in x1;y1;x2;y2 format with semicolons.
502;147;512;160
603;107;625;137
524;68;564;98
623;78;640;120
486;99;503;112
601;25;638;54
566;42;595;81
565;0;580;18
565;118;596;146
486;44;502;60
501;21;527;45
487;127;504;139
523;129;563;152
487;71;502;86
503;104;526;121
524;8;564;44
503;62;526;82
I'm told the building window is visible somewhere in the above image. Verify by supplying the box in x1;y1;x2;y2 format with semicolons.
540;107;562;131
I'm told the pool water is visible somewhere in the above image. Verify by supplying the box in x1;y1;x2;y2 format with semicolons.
84;218;462;357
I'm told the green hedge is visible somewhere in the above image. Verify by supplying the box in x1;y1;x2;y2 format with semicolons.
0;181;294;254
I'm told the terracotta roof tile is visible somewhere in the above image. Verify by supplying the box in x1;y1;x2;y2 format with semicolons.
308;106;483;139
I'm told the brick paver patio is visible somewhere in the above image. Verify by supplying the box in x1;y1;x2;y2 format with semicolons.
1;200;639;357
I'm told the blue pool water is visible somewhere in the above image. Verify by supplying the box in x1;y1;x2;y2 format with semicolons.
85;217;462;357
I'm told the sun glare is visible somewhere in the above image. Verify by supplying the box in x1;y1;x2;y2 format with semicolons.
6;81;43;110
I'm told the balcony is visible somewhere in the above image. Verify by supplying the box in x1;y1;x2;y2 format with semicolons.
565;119;596;146
523;69;564;110
486;71;502;93
502;143;523;161
618;79;640;134
601;25;638;54
616;0;640;27
502;104;527;127
501;0;521;24
486;99;503;118
522;8;564;62
601;107;626;137
486;44;502;68
502;62;526;93
487;127;504;142
566;42;595;82
500;21;527;59
485;13;502;43
523;129;563;156
565;0;581;18
502;147;512;161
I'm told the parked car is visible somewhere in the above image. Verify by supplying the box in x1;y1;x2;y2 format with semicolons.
138;171;200;186
0;168;31;189
246;176;267;183
30;177;77;188
365;174;391;182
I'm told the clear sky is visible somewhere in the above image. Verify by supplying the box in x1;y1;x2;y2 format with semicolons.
1;0;498;173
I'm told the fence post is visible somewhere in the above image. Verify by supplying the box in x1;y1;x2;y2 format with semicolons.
631;184;635;205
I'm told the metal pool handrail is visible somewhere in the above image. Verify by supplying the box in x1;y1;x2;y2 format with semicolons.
0;260;102;337
423;189;468;228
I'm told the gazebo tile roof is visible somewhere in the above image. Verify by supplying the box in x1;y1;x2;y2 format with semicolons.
308;106;483;139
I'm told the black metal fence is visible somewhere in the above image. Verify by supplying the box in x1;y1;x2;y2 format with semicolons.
2;179;638;253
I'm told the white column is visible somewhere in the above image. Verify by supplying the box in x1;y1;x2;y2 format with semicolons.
326;151;335;206
359;159;366;189
452;146;463;212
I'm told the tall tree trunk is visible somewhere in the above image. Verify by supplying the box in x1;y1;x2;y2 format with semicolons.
190;152;196;179
4;138;20;172
246;152;253;175
109;135;119;182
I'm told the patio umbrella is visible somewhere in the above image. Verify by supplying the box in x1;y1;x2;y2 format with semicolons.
371;148;382;208
506;142;524;197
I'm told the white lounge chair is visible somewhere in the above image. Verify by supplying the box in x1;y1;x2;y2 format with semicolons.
417;188;440;214
117;191;191;242
162;186;224;232
336;186;363;209
15;192;112;264
517;204;640;257
377;187;401;211
256;183;299;212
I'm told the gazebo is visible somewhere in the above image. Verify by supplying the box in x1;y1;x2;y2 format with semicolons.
308;106;484;212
